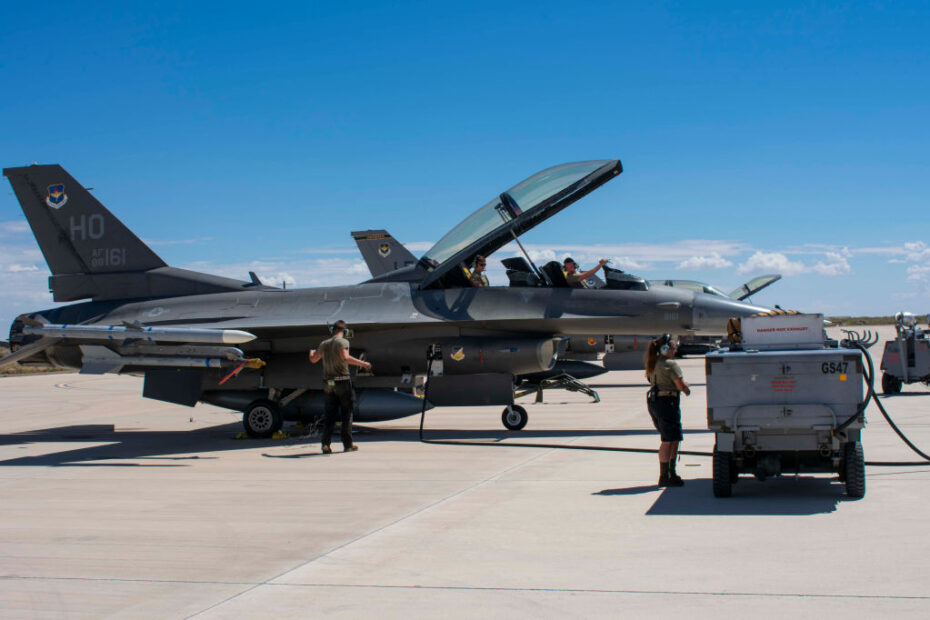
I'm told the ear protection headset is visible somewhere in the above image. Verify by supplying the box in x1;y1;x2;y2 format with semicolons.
657;333;672;356
329;323;352;338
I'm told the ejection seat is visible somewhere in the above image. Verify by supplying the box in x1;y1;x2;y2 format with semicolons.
501;257;540;287
541;261;570;287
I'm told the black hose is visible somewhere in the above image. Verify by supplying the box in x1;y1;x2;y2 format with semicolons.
853;342;930;466
417;353;705;456
418;343;930;466
835;342;873;432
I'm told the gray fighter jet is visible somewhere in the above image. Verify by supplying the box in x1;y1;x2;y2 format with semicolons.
2;160;768;434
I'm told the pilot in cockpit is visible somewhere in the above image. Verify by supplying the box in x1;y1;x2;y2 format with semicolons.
470;255;489;287
564;257;608;288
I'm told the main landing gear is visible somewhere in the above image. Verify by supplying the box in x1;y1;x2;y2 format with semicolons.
242;399;283;438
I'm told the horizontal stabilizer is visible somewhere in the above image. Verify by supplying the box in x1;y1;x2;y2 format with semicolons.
0;337;59;368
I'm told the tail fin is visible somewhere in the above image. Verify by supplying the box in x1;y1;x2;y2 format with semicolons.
351;229;418;277
4;164;259;302
4;164;166;276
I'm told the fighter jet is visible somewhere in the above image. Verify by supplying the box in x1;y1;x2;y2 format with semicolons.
2;160;768;434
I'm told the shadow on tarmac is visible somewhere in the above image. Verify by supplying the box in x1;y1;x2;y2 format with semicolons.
650;477;855;515
0;423;711;466
877;391;930;397
592;477;854;515
0;422;249;467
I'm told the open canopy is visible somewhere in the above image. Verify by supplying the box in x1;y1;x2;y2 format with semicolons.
418;160;622;289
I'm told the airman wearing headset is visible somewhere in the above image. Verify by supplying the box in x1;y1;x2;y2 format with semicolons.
644;333;690;487
309;320;371;454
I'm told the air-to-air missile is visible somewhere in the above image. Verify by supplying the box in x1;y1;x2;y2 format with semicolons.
23;323;256;345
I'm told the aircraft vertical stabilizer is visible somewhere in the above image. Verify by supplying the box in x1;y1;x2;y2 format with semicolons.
4;164;166;277
351;229;418;276
4;164;265;302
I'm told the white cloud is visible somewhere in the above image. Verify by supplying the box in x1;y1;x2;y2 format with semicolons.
737;252;808;276
525;248;558;264
677;252;733;270
812;252;851;276
7;264;39;272
183;256;371;289
0;220;30;236
906;264;930;284
143;237;214;246
905;241;930;262
405;241;435;252
852;240;930;261
611;257;652;271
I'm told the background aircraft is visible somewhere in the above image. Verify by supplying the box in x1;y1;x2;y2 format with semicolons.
2;160;768;434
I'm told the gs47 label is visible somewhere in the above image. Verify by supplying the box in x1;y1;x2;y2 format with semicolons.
821;361;848;374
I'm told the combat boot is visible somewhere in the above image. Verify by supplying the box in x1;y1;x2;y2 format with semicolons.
659;462;684;487
668;460;685;486
658;462;671;486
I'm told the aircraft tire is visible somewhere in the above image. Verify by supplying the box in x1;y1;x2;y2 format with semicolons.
501;404;528;431
243;399;282;438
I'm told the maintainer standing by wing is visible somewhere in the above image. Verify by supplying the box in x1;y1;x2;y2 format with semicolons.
645;334;691;487
309;320;371;453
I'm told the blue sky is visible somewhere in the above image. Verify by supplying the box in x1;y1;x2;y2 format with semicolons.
2;1;929;329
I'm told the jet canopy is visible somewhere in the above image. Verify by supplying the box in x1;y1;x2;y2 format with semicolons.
418;160;621;289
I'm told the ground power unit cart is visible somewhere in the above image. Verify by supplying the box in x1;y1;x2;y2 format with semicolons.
879;312;930;394
706;314;866;498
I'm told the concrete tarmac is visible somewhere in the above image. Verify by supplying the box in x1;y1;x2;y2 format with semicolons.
1;326;929;618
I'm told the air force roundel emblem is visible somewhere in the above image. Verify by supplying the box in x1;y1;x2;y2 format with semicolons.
46;184;68;209
378;243;391;257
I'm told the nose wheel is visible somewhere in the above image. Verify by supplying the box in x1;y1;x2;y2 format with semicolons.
501;404;528;431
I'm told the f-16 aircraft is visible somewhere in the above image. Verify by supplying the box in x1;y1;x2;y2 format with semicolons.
2;160;768;434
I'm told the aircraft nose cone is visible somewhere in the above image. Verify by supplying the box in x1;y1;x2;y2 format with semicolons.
691;294;769;336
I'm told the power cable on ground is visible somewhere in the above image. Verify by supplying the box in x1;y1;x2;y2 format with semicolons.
417;344;930;467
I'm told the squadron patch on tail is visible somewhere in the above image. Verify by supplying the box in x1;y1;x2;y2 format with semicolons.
46;184;68;209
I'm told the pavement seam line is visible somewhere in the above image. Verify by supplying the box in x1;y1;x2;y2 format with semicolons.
185;445;560;619
10;576;924;602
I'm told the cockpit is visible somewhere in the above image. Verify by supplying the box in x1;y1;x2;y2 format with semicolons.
416;160;623;289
